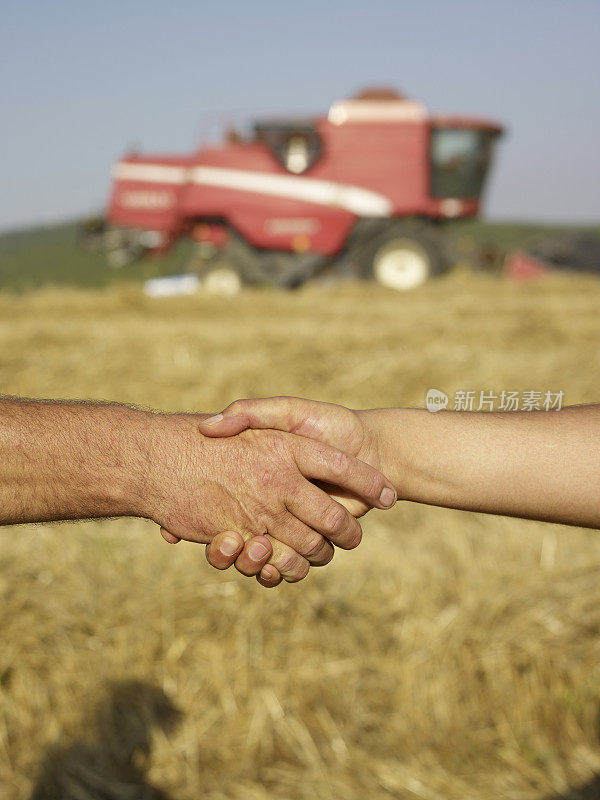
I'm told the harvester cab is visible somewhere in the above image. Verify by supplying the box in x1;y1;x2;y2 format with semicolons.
253;121;322;174
430;125;499;204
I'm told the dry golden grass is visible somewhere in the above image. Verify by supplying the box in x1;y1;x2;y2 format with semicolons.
1;272;600;799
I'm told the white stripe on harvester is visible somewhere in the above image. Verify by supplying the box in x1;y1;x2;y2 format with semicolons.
112;162;393;217
112;163;188;184
190;167;393;217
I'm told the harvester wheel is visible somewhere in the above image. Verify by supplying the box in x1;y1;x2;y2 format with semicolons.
362;228;443;290
202;266;242;297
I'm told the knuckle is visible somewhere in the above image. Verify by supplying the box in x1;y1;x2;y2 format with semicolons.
365;470;384;499
259;465;292;492
285;559;310;583
302;533;326;558
308;540;334;566
268;507;290;529
348;527;363;550
330;449;351;478
257;431;292;463
226;399;247;415
340;524;363;551
275;434;295;460
322;502;348;535
258;467;279;490
275;551;299;575
320;545;335;566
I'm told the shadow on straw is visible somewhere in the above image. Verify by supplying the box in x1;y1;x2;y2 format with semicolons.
28;680;181;800
543;775;600;800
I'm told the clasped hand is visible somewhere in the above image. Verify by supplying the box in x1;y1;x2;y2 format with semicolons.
151;401;394;588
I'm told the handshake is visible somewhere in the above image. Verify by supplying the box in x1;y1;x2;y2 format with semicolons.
3;394;590;571
152;397;397;588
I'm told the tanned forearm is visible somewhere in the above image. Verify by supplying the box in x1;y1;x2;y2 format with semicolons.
363;405;600;528
0;396;396;589
0;398;152;524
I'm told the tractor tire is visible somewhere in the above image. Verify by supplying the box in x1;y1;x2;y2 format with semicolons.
360;226;444;291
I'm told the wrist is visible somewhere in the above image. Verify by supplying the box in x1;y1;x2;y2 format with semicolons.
356;409;392;469
356;407;412;498
137;411;211;524
104;406;159;519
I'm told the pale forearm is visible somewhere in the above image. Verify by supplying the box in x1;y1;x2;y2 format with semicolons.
363;405;600;528
0;398;153;524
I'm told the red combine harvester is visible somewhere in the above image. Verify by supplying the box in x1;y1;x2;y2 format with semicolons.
98;88;503;291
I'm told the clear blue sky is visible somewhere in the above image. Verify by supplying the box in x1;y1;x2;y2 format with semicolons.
2;0;599;231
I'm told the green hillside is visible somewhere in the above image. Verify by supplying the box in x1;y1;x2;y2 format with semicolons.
0;218;598;293
0;221;194;292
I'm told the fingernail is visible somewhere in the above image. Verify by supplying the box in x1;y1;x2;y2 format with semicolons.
203;413;224;426
248;540;270;562
379;487;396;507
219;536;240;557
261;566;277;581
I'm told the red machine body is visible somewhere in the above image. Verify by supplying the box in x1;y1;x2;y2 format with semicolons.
106;89;503;260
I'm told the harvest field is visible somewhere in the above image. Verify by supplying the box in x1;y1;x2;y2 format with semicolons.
1;267;600;798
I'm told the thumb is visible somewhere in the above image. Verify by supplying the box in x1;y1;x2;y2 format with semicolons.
199;397;332;441
198;412;251;438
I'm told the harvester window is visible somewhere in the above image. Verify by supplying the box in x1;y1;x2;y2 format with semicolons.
254;121;321;174
430;128;498;199
286;136;310;173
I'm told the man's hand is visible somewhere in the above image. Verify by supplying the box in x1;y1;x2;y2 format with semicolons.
197;398;391;582
198;398;382;509
0;397;394;589
150;413;395;585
